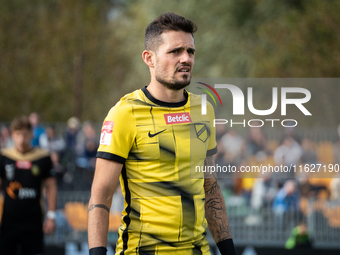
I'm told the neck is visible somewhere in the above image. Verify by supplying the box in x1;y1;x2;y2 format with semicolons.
16;146;32;154
147;81;186;103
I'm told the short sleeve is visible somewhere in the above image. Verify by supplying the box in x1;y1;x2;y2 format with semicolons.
206;102;217;156
41;155;54;179
96;101;136;164
0;155;4;179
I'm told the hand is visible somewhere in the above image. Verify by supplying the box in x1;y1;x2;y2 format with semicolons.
43;218;56;234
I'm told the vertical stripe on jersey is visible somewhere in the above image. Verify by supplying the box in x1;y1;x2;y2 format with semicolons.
193;244;203;255
120;165;131;255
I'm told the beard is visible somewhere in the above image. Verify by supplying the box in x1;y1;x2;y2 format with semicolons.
155;73;191;91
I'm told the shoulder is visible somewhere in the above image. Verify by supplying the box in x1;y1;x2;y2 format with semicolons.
0;147;50;162
188;92;214;109
1;147;16;159
31;148;50;158
106;88;148;120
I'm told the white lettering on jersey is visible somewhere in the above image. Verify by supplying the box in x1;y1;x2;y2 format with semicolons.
164;113;191;125
18;188;37;199
100;121;114;145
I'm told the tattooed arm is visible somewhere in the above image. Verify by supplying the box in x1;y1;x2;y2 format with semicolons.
88;158;123;249
204;155;232;243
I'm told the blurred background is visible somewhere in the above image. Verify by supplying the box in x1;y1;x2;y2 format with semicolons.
1;0;340;254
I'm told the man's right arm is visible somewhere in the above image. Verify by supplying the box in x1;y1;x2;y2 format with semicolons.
88;158;123;249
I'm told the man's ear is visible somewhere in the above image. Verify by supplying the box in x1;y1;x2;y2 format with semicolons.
142;50;155;68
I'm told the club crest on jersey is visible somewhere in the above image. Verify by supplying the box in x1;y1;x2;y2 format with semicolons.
100;121;114;145
164;112;191;125
5;164;15;181
31;165;40;176
194;124;210;143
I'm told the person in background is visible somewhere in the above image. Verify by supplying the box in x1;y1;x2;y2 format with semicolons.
76;122;98;169
29;112;45;147
0;125;14;149
0;116;57;255
285;221;312;249
65;116;80;154
39;125;66;155
272;180;300;227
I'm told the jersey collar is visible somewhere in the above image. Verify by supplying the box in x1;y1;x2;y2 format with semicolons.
142;86;188;108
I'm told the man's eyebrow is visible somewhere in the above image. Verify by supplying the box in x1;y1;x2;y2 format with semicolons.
168;47;184;52
168;47;196;52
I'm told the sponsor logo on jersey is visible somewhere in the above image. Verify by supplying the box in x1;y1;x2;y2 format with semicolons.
5;164;15;180
16;161;32;170
7;181;22;199
18;188;37;199
148;129;166;138
6;181;37;199
100;121;114;145
164;113;191;125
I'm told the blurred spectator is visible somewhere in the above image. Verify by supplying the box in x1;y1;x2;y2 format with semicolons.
272;180;300;215
246;122;267;156
39;125;67;188
39;126;66;154
251;175;278;210
215;123;226;140
274;136;302;182
281;123;301;144
274;136;303;166
298;176;328;199
76;122;98;169
65;117;80;153
220;128;245;166
285;221;312;249
0;125;13;149
29;112;45;147
76;121;96;155
214;139;235;191
300;138;317;164
330;173;340;201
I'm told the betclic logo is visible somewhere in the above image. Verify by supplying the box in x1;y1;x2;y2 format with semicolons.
164;112;191;124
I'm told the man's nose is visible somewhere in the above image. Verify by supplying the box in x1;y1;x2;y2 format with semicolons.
180;51;192;64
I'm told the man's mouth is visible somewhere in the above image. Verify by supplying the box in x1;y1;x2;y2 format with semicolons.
177;66;191;73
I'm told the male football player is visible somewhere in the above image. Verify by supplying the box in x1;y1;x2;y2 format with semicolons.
88;12;236;255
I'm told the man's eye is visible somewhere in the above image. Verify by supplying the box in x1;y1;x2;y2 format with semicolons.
171;50;179;54
188;50;195;55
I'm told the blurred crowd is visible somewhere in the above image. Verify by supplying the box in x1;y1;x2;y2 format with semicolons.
1;113;340;212
215;122;340;205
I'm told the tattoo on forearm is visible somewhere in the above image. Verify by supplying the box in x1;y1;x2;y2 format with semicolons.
88;204;110;213
204;156;232;242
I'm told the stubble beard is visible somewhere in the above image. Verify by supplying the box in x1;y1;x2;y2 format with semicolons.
155;74;191;91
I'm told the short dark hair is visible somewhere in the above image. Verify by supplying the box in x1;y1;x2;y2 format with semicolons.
10;116;32;132
145;12;197;51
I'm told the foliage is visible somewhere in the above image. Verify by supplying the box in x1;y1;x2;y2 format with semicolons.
1;0;339;124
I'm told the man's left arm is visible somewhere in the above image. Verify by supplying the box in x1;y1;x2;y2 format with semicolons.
204;155;236;255
43;176;57;234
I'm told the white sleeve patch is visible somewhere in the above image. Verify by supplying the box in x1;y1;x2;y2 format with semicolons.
100;121;114;145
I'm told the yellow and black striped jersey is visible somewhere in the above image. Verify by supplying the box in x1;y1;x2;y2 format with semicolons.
97;86;217;254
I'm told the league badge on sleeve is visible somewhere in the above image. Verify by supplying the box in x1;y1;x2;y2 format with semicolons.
5;164;15;181
100;121;114;145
